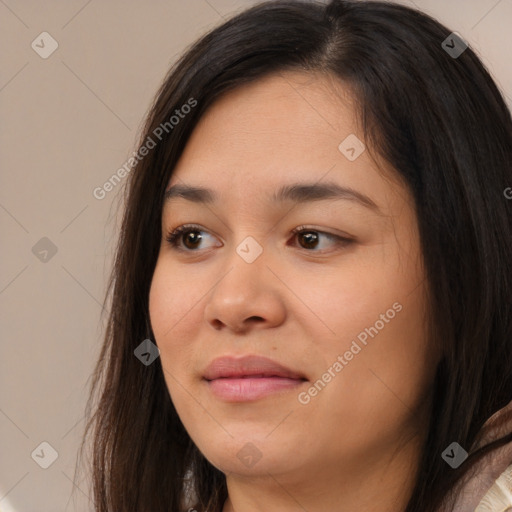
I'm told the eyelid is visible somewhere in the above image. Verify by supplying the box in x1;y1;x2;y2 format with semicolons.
291;225;354;241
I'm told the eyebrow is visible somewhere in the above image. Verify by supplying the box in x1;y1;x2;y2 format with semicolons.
164;181;380;211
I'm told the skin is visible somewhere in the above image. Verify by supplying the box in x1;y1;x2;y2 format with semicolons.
149;70;439;512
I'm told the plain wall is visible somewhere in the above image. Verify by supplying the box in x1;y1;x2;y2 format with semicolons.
1;1;511;510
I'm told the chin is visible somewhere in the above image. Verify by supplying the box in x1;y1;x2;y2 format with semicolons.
195;435;301;477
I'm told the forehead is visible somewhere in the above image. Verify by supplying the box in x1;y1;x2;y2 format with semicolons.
165;71;403;211
174;70;355;165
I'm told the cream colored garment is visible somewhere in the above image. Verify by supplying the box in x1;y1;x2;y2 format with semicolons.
475;463;512;511
439;399;512;512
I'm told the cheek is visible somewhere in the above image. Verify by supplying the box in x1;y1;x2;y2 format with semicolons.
149;258;204;344
308;285;430;449
149;265;226;453
284;246;423;351
294;244;430;426
148;259;204;384
149;263;203;425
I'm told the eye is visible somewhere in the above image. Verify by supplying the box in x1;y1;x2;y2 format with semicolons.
290;225;353;252
165;224;219;252
164;224;353;253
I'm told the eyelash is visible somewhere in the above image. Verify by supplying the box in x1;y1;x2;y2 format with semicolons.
164;223;353;254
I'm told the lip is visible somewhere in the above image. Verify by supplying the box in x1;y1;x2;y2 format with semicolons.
203;355;308;402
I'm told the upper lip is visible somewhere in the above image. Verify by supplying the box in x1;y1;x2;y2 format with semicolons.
203;355;307;380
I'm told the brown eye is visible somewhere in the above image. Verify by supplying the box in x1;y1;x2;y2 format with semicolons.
297;231;320;249
290;226;353;253
165;224;217;252
181;230;202;249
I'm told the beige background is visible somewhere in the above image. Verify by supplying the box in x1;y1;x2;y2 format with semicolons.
0;1;511;511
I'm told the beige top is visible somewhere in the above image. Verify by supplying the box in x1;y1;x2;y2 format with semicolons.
439;399;512;512
475;463;512;511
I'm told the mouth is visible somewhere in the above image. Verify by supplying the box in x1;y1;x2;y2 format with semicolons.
203;355;308;402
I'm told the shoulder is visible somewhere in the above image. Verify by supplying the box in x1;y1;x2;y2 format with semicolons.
475;463;512;511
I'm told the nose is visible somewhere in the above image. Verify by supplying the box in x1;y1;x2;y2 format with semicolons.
203;243;287;333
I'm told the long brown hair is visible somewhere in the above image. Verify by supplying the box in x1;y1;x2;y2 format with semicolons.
76;1;512;510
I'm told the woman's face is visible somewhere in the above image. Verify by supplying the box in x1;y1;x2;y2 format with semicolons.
149;71;436;488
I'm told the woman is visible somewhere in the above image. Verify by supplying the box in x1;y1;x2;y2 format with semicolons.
77;1;512;511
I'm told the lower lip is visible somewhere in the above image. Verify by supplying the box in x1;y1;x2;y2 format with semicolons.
206;377;306;401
